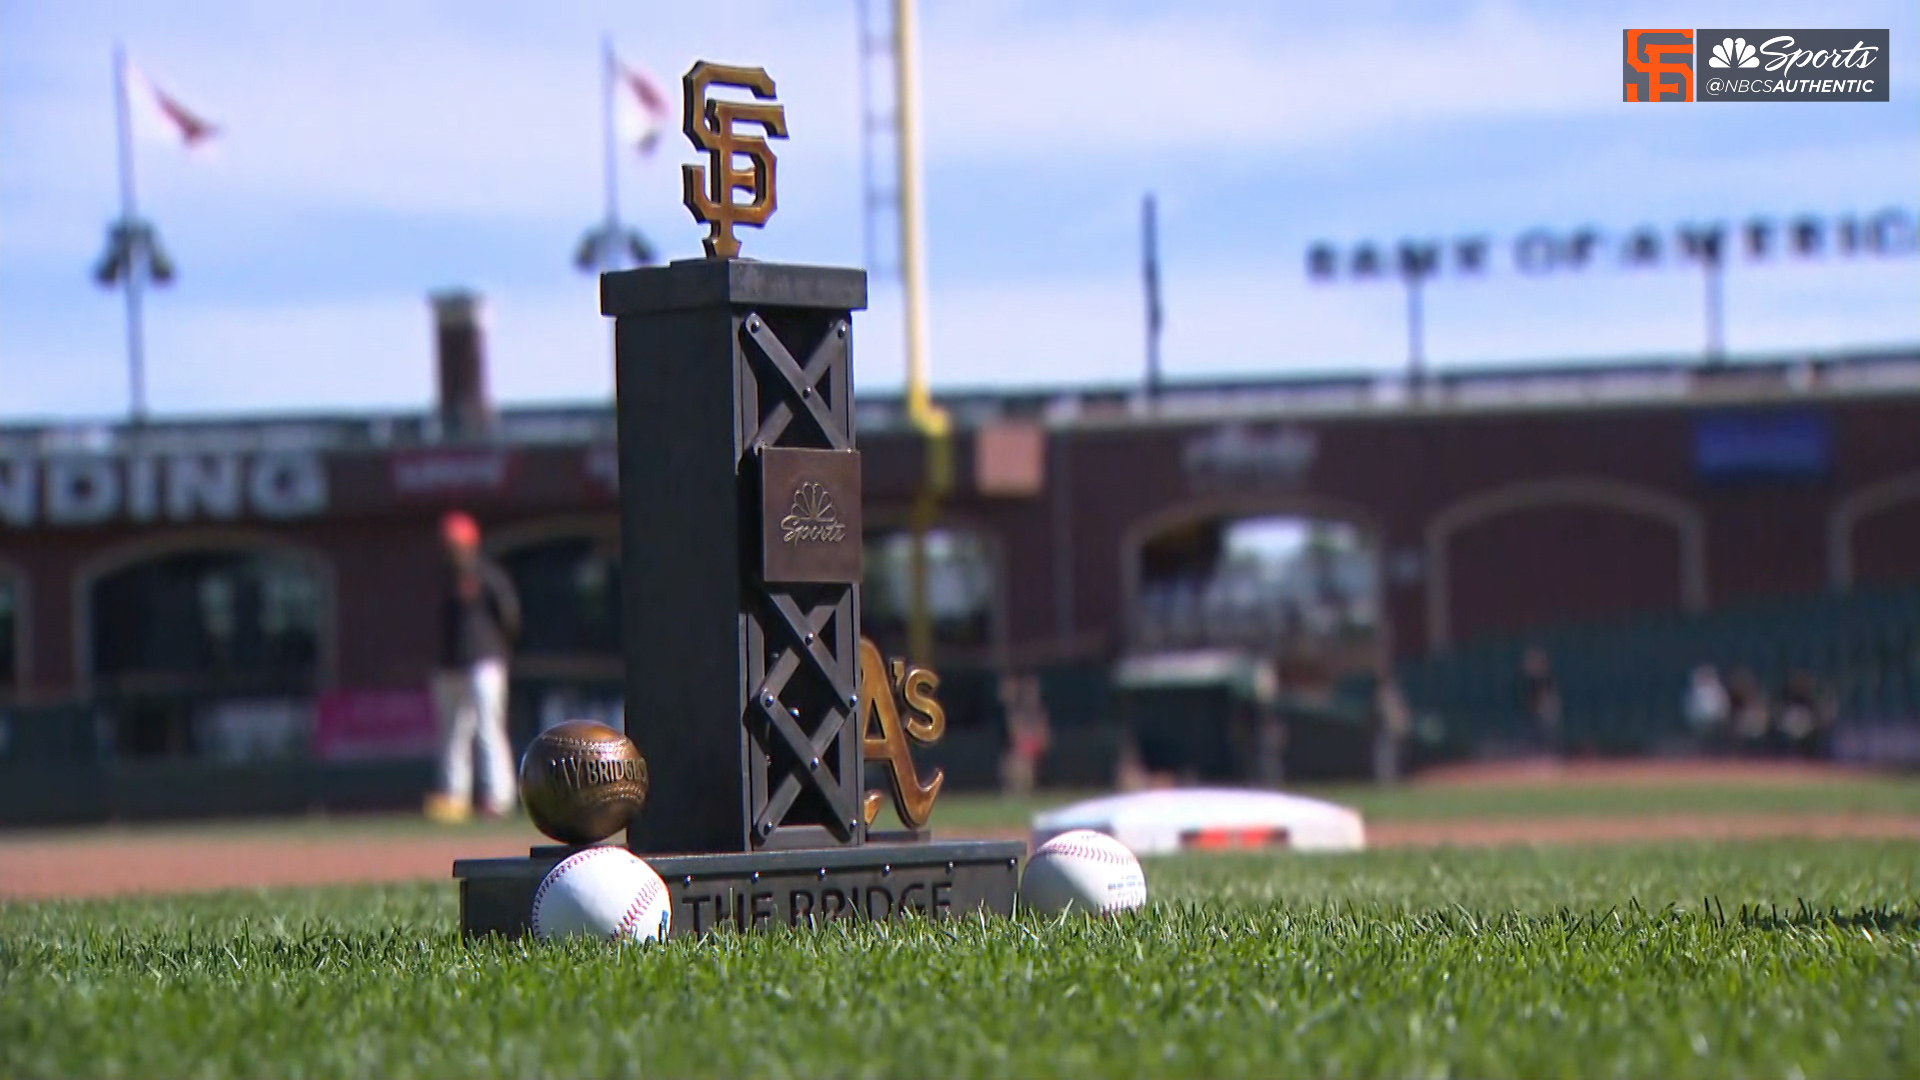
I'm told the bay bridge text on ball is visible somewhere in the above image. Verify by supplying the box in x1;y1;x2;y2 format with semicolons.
0;449;327;528
1307;207;1917;282
549;754;642;790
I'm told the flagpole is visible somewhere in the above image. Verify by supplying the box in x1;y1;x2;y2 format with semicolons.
1142;192;1163;404
113;41;148;423
600;34;620;371
601;35;620;242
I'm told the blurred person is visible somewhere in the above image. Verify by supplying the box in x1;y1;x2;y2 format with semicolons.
1113;732;1150;792
997;672;1051;797
1519;646;1563;757
1726;667;1770;755
1253;710;1287;787
424;511;522;823
1777;669;1836;760
1371;678;1412;784
1683;664;1731;752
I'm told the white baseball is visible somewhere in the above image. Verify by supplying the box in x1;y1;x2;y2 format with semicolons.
1020;829;1148;916
530;847;672;943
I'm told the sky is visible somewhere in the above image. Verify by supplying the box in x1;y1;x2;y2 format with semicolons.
1;0;1916;422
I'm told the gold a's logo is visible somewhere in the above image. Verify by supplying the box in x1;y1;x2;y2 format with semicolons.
858;639;945;831
681;61;787;259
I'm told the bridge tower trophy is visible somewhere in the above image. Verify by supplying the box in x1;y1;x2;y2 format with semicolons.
453;61;1022;938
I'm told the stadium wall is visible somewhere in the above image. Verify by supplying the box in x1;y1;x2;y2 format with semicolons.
3;354;1919;821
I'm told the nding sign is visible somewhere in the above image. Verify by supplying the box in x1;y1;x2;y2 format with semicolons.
0;450;328;528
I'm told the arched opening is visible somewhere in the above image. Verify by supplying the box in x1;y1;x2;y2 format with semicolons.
491;524;624;738
86;545;327;759
1128;512;1381;682
1120;506;1383;785
860;527;1000;662
1830;470;1920;588
495;533;621;661
860;526;1003;751
1425;479;1704;650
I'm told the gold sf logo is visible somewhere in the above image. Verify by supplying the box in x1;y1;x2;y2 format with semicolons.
857;638;945;830
681;61;787;259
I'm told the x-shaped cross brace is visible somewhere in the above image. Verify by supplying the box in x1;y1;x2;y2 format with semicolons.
748;595;859;840
743;314;848;451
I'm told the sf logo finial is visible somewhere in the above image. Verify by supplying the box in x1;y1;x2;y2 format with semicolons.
681;61;787;260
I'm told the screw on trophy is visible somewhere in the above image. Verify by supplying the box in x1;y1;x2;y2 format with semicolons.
451;59;1024;940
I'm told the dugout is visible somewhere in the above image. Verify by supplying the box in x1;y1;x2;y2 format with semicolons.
1112;650;1283;785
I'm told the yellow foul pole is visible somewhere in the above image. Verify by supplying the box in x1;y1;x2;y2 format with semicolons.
893;0;949;664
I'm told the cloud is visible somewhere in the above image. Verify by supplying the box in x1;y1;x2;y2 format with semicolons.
2;0;1915;421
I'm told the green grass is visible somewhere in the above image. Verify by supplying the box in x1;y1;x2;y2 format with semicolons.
5;840;1917;1078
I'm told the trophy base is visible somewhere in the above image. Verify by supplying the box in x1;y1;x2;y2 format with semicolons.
453;838;1024;940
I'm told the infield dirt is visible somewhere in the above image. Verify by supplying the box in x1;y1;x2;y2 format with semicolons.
2;760;1913;901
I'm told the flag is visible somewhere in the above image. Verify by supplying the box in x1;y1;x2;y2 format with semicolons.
612;57;670;156
124;59;218;150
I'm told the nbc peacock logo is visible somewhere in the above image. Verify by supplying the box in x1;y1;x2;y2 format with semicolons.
780;482;847;545
1707;37;1760;68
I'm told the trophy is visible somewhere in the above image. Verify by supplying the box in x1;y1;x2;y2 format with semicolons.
452;61;1023;938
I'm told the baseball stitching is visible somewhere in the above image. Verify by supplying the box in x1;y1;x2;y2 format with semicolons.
538;735;626;753
1030;835;1145;915
1032;836;1135;866
530;847;618;938
614;879;665;941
